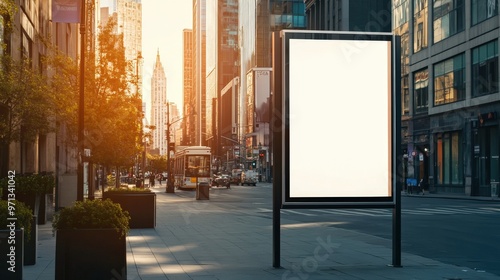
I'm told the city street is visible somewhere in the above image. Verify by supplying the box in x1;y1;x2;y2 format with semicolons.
26;182;500;279
179;183;500;277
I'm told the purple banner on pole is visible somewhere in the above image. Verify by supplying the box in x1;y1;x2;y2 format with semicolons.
52;0;81;23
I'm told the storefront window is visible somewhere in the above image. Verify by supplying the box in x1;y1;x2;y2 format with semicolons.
433;0;465;43
436;132;463;185
472;40;498;97
472;0;497;25
433;54;465;105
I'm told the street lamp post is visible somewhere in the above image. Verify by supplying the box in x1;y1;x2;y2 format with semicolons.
165;104;196;193
77;0;86;201
134;51;144;186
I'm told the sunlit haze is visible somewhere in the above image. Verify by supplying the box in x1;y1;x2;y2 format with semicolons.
101;0;192;119
141;1;192;119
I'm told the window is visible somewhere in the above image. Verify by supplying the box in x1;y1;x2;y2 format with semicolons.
393;0;409;29
402;75;409;115
414;68;429;114
433;54;465;105
472;40;498;96
436;132;463;184
414;0;428;53
472;0;498;25
433;0;465;43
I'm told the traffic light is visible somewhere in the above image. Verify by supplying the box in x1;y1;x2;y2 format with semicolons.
252;160;256;168
259;150;265;158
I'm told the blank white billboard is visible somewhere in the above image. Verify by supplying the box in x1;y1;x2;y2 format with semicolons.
281;31;398;206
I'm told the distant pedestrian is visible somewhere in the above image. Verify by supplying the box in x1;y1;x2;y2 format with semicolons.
149;173;155;188
158;173;163;185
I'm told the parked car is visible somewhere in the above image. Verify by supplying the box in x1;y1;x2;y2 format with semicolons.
212;174;231;188
240;170;258;186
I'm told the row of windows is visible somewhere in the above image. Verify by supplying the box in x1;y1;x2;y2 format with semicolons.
412;40;498;111
405;0;498;53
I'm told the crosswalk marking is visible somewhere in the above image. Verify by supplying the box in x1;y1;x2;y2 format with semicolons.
481;207;500;212
420;208;461;214
256;206;500;217
401;209;434;215
438;207;494;214
283;209;316;216
310;209;392;217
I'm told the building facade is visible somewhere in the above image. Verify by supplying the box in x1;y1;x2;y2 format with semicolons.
193;0;207;146
100;0;143;96
394;0;500;197
182;29;197;146
236;0;306;177
150;51;168;155
305;0;392;32
0;0;56;176
203;0;239;168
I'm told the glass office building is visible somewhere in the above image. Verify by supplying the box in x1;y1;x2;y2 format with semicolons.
401;0;499;197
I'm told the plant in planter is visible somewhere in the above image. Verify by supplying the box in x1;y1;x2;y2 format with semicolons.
52;199;130;280
0;174;55;225
103;187;156;228
0;200;34;279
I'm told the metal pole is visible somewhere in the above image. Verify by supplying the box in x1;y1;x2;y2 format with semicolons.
77;0;86;201
166;103;174;193
392;35;402;268
272;32;281;268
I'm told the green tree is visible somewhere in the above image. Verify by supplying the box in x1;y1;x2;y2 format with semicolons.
84;18;142;170
0;56;53;145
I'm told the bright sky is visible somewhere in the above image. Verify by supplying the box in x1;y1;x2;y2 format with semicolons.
141;0;192;118
101;0;192;119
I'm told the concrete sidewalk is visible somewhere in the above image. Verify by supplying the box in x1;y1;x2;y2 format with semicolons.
24;185;500;280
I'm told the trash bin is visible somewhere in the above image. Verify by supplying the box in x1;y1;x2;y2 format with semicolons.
491;182;498;198
196;182;210;200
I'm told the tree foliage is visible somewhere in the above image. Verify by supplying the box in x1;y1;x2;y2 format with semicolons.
0;55;53;145
0;11;142;170
84;18;143;168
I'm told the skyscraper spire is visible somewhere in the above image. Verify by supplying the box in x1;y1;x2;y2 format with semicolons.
155;49;161;67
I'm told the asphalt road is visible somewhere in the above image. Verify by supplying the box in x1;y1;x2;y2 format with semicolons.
177;183;500;277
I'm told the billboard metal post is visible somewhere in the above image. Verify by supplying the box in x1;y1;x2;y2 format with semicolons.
392;35;402;267
272;32;283;269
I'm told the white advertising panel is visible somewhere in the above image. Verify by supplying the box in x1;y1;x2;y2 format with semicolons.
281;31;400;207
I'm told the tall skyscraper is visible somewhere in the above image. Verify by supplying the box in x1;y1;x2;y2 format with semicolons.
151;51;168;155
183;29;197;146
236;0;306;173
204;0;239;159
101;0;143;95
194;0;207;146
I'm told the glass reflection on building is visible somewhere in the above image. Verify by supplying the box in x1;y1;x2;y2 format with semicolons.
433;0;465;43
414;0;428;53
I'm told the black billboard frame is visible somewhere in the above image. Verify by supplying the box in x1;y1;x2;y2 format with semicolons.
280;30;401;208
271;30;402;268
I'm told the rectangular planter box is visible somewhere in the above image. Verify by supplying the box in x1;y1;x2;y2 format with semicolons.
24;215;37;265
102;192;156;228
56;229;126;280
